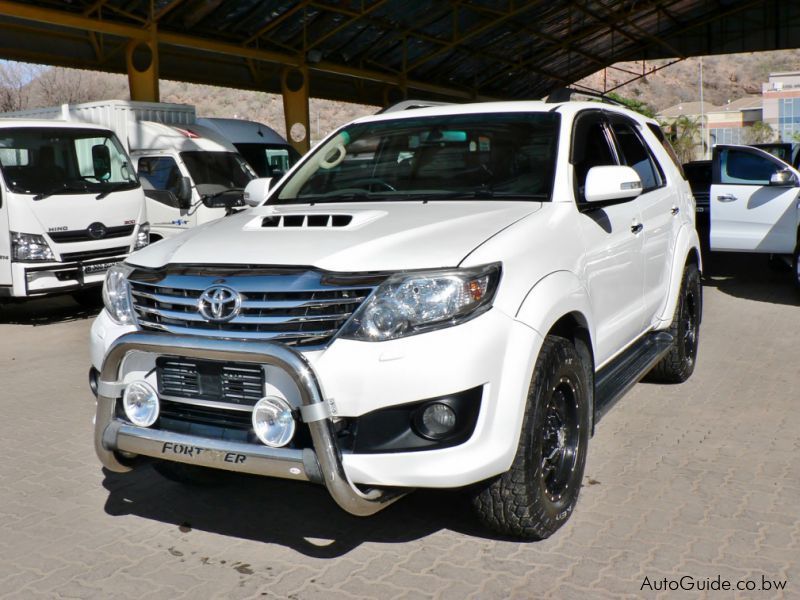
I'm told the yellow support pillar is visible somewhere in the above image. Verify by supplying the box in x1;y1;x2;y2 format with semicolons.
126;29;159;102
282;66;310;155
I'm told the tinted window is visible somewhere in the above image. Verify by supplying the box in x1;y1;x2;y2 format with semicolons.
720;149;780;185
647;123;684;177
180;151;255;193
571;113;617;201
138;156;182;195
611;122;663;192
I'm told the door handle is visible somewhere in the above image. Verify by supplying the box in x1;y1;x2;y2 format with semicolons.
671;206;680;215
717;194;737;203
631;223;644;234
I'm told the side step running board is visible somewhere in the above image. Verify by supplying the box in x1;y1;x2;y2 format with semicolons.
594;331;674;424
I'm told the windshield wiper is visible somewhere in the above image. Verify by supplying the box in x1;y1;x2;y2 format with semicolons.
96;181;136;199
33;180;90;201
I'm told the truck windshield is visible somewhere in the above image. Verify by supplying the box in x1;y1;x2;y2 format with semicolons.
273;112;560;204
0;127;138;197
234;143;299;178
180;151;255;194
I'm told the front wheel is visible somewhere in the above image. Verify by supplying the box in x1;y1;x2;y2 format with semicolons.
470;335;590;540
793;246;800;290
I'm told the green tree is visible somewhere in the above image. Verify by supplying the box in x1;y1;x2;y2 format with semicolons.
665;115;703;163
606;92;657;118
743;121;774;144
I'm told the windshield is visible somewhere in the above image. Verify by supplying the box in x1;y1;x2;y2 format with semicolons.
180;151;255;194
274;112;560;204
234;143;299;178
0;127;138;196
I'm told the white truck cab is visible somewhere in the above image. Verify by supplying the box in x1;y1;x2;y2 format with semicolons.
0;120;147;301
3;101;266;243
709;144;800;285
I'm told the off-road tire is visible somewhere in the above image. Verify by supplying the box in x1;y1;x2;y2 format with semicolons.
471;335;590;540
647;263;702;383
152;460;226;486
793;245;800;290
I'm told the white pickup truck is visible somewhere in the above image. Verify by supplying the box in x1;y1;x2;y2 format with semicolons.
0;120;147;302
708;144;800;286
90;100;702;539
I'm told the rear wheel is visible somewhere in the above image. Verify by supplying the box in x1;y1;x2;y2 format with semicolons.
648;263;701;383
470;335;590;540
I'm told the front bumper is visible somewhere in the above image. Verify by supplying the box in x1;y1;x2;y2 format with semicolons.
91;307;543;489
95;331;405;516
10;255;124;297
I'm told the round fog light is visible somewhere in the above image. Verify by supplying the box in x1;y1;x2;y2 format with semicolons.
122;380;159;427
252;396;296;447
418;402;457;439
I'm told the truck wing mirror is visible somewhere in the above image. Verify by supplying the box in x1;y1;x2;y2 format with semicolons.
92;144;111;181
177;176;193;209
769;169;799;187
244;177;272;207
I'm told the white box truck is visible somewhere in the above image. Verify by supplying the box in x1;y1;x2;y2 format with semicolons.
4;101;288;242
0;118;148;303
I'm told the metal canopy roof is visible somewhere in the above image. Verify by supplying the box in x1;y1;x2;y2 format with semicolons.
1;0;799;105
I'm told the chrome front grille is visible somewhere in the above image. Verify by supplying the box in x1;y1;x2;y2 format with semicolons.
128;268;381;346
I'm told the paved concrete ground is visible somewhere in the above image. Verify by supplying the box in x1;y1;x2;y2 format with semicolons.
0;253;798;600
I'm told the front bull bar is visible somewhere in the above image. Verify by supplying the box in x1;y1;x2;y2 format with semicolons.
94;331;406;517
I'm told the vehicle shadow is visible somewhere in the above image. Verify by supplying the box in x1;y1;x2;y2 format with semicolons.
700;251;799;307
0;294;101;325
102;466;501;557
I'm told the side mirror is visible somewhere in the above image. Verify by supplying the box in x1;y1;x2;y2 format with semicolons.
176;176;192;209
584;165;643;204
91;144;111;181
244;177;272;207
769;169;799;187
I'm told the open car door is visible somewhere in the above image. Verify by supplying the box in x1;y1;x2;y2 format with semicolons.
710;145;800;253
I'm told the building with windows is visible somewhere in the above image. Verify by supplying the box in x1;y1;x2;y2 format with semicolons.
706;97;762;147
762;71;800;142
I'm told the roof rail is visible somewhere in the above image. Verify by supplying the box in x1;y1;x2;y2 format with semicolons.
545;87;627;107
377;99;452;114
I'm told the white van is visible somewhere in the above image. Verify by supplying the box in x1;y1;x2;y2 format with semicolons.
4;101;266;242
0;120;147;302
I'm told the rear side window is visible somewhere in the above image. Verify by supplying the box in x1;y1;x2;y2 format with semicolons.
611;122;664;192
647;122;684;178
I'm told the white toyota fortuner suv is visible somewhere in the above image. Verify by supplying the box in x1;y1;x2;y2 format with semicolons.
90;100;703;539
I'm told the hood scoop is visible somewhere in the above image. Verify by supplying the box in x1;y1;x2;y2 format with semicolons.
261;214;354;228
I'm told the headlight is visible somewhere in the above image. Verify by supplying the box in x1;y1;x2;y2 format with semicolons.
133;222;150;251
11;231;56;262
102;263;135;325
341;263;501;342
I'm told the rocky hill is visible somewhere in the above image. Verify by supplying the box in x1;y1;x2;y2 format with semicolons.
575;49;800;112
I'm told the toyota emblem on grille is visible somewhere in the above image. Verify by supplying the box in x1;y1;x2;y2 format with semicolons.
198;285;242;322
87;222;108;239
